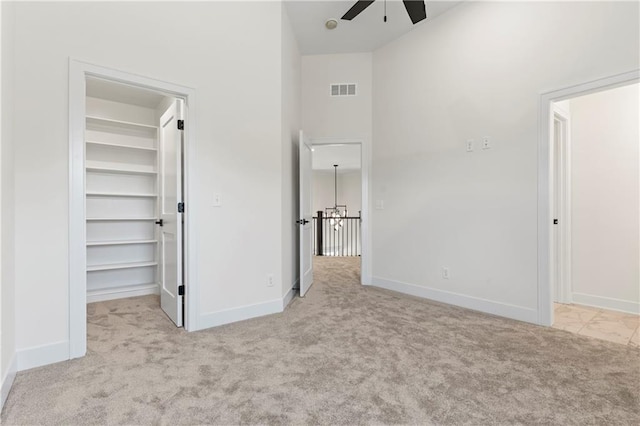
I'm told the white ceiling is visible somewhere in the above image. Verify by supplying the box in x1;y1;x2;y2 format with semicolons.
86;78;167;109
312;144;361;170
285;0;462;55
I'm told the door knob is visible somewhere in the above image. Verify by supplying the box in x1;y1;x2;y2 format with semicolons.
296;219;309;225
155;219;164;226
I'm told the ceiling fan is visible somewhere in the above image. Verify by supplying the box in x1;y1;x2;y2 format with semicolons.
341;0;427;25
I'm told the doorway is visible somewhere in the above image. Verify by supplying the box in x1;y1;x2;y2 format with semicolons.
297;135;370;297
549;83;639;346
69;60;198;359
538;70;639;345
311;144;362;257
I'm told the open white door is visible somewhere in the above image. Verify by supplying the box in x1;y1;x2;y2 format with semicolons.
158;100;184;326
298;131;314;296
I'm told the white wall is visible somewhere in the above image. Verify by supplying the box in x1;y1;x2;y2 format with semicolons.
9;1;288;367
301;53;372;141
1;0;17;408
570;83;640;313
281;5;301;298
371;1;640;323
313;170;361;216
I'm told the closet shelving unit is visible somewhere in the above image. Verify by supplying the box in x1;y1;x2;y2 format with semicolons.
85;109;160;302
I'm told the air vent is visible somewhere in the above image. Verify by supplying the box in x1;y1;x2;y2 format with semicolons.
330;83;357;97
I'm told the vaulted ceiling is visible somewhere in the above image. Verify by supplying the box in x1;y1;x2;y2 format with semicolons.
285;0;462;55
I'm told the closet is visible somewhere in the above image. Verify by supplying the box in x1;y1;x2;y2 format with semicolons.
85;78;171;303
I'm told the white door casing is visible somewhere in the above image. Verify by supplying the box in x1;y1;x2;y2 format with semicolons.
299;130;314;296
70;59;199;360
159;100;184;326
537;69;640;326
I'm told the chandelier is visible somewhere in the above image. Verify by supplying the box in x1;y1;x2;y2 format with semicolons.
325;164;347;231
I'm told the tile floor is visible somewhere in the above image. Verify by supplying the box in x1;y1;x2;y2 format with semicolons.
553;303;639;347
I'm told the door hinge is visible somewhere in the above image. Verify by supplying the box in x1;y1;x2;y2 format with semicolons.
178;202;184;213
177;119;184;130
178;285;185;296
553;219;558;225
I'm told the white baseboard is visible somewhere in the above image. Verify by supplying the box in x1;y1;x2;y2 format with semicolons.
87;283;159;303
17;340;69;372
1;353;17;411
572;292;640;314
198;298;284;330
371;277;538;324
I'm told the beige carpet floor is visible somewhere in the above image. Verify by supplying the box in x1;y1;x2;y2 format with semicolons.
2;256;639;425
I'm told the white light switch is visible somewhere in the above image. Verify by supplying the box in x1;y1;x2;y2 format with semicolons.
482;136;491;149
213;194;222;207
375;200;384;210
466;139;474;152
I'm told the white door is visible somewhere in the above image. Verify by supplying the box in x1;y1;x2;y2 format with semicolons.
552;110;572;305
298;131;314;296
552;117;560;302
159;100;184;326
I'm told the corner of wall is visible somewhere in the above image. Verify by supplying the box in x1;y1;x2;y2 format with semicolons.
281;2;302;301
0;352;16;411
1;0;17;410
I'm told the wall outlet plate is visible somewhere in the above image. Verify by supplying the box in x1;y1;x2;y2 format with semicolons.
442;267;450;279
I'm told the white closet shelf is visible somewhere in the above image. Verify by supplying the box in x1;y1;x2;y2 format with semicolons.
86;115;158;130
86;166;157;176
86;191;157;198
86;140;157;152
87;239;158;247
86;217;157;222
87;261;158;272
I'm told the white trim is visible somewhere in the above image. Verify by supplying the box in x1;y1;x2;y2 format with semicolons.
69;59;87;358
309;137;372;286
1;353;17;411
17;341;69;372
198;299;283;330
372;277;538;324
87;283;159;304
537;69;640;327
200;284;297;330
572;293;640;315
69;59;201;363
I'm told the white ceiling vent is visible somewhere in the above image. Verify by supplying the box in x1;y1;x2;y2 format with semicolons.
330;83;357;97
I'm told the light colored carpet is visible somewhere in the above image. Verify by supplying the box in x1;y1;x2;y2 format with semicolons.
2;256;639;425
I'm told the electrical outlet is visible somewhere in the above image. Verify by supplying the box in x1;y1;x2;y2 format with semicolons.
482;136;491;149
375;200;384;210
267;274;274;287
466;139;474;152
213;194;222;207
442;267;450;279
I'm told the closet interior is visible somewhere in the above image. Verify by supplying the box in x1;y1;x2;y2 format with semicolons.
85;78;174;303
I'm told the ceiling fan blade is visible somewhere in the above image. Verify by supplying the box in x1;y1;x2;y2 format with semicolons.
341;0;376;21
402;0;427;24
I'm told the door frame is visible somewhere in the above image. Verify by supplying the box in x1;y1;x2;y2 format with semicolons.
68;59;199;359
537;69;639;326
308;137;371;286
551;103;572;305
